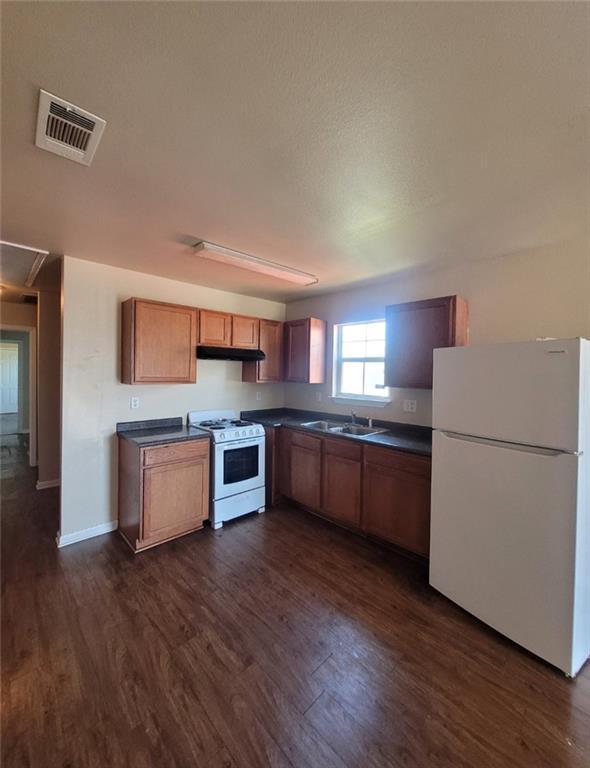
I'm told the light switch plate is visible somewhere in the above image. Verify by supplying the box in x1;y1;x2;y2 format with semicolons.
256;391;262;401
403;399;417;413
316;391;322;401
130;397;140;409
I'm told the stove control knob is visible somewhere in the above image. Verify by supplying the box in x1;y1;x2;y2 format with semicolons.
220;433;225;440
249;429;253;435
234;431;239;438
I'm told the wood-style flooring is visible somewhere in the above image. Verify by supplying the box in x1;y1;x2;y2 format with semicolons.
2;434;590;768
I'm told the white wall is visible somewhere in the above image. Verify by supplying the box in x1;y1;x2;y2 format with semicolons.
284;239;590;426
61;257;286;538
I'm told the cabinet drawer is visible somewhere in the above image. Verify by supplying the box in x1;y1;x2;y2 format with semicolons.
143;440;209;467
290;429;322;452
323;436;362;462
364;445;430;478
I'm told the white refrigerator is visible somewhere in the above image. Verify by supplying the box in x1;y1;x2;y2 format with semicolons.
430;337;589;676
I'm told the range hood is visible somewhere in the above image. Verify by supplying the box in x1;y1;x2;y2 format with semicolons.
197;345;266;362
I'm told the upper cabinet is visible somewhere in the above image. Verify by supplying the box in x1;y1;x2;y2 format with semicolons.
385;295;468;389
284;318;326;384
199;310;232;347
199;310;259;349
242;319;283;383
121;298;198;384
231;314;260;349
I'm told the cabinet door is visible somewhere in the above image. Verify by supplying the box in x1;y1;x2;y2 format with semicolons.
132;300;197;383
258;320;283;382
290;433;321;510
321;441;361;528
284;319;310;382
232;315;260;349
362;460;431;557
385;296;468;389
199;310;232;346
277;427;292;497
142;457;209;545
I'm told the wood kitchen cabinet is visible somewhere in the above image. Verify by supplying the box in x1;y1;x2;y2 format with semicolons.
263;426;282;508
118;437;210;553
284;318;326;383
321;438;362;528
242;319;283;382
199;310;260;349
121;298;198;384
277;426;293;498
289;430;322;510
385;295;468;389
277;426;431;558
199;310;232;347
362;445;431;557
231;314;260;349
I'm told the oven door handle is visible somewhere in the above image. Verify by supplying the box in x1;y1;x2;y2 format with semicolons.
217;438;265;451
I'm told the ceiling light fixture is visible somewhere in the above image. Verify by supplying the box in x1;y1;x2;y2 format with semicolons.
193;241;318;286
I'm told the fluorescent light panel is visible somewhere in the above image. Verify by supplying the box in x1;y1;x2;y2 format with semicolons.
193;241;318;286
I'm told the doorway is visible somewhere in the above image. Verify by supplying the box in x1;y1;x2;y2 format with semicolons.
0;327;37;466
0;342;19;434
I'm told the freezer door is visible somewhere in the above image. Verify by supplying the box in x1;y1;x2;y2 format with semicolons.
433;338;581;452
430;429;581;675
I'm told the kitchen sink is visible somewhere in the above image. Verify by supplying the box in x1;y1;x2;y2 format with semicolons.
301;420;387;437
301;420;341;431
328;425;387;436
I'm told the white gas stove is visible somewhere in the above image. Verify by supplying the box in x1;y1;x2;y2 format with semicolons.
188;410;265;528
188;412;264;443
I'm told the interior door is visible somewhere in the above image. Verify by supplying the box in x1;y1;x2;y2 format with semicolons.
433;338;581;451
0;344;18;414
430;429;579;673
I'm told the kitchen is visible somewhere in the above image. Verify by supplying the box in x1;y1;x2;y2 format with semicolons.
2;2;590;767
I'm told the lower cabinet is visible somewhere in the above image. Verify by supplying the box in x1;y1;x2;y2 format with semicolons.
321;438;362;528
118;437;210;553
275;427;431;559
362;446;431;557
289;431;322;510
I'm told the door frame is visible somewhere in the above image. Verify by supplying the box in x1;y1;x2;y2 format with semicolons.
0;340;20;417
0;324;37;466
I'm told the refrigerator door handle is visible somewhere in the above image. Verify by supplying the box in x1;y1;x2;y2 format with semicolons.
439;431;582;457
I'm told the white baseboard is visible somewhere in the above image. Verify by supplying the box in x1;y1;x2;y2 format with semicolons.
36;478;60;490
57;520;118;548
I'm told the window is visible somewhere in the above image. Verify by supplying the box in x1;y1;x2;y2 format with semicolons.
332;320;389;401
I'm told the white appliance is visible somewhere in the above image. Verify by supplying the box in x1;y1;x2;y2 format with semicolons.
188;410;265;529
430;338;589;676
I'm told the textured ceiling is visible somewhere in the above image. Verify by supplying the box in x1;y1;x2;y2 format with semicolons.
1;2;589;302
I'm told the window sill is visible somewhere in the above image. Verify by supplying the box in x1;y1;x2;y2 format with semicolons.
329;395;392;408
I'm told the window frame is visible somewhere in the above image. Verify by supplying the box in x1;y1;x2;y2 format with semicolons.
332;319;390;404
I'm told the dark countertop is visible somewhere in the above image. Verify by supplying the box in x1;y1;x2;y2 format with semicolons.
116;417;210;447
241;408;432;457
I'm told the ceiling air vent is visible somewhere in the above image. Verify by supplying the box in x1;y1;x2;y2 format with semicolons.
35;89;106;166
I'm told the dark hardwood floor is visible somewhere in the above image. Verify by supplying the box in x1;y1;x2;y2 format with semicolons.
2;434;590;768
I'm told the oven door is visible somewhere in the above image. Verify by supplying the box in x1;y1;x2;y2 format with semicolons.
214;438;265;500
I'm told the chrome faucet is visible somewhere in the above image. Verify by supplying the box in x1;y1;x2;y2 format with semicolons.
351;410;357;425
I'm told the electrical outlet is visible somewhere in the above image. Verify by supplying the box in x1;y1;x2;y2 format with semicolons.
130;397;140;410
316;391;322;402
256;391;262;401
403;399;417;413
